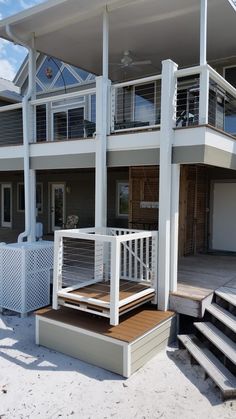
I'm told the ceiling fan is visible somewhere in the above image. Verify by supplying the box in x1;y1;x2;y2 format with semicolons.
111;50;152;69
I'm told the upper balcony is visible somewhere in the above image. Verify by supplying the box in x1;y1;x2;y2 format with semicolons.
0;64;236;166
0;0;236;168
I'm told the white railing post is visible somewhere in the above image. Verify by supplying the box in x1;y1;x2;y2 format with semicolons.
200;0;208;66
110;238;120;326
199;66;209;125
52;232;63;310
151;231;158;304
170;164;180;293
158;59;178;311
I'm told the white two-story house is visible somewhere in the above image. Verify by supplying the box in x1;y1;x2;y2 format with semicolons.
0;0;236;395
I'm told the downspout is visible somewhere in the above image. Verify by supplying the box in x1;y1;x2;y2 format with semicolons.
6;25;35;243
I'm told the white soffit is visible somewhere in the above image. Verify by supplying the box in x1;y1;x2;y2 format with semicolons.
0;0;235;80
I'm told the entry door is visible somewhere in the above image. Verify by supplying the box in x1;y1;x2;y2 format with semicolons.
211;182;236;251
51;184;65;231
1;184;12;227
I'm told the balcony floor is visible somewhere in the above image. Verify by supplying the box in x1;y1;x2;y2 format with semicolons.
170;254;236;317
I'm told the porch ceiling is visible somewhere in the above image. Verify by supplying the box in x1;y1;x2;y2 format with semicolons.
0;0;235;80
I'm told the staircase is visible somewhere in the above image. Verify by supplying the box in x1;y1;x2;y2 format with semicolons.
178;285;236;400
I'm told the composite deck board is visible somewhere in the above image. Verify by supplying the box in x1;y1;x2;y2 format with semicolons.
194;322;236;365
215;287;236;306
36;306;175;343
178;334;236;399
176;255;236;301
206;304;236;333
64;280;151;303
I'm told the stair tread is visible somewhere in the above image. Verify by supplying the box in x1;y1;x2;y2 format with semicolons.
215;287;236;307
194;322;236;365
178;334;236;397
206;303;236;333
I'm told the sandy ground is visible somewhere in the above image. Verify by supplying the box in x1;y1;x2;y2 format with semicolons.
0;313;236;419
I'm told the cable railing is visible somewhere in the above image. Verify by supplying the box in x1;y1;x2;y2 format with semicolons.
0;103;23;146
111;75;162;133
208;67;236;137
53;227;158;326
30;88;96;143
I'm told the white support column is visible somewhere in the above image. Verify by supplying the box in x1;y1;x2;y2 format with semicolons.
158;59;178;311
28;47;37;242
170;164;180;293
199;66;210;125
95;7;110;227
110;239;120;326
200;0;208;66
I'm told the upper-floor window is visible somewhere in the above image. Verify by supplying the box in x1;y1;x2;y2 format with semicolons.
36;56;95;93
224;66;236;135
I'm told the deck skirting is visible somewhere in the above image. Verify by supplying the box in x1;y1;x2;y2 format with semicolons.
36;307;176;377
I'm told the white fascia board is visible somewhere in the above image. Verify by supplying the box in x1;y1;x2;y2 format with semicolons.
30;138;96;158
205;127;236;155
0;145;24;158
107;130;160;151
174;126;206;147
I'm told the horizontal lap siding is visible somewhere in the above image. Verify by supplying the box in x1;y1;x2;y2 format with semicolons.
130;316;176;374
38;319;124;375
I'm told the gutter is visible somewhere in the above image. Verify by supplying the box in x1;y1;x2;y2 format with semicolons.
6;25;35;243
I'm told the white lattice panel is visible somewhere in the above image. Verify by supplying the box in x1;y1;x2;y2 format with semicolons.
0;241;53;315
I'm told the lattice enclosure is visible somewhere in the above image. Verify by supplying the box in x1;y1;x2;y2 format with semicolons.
0;241;54;315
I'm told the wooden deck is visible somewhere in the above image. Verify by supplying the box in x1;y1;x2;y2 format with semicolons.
170;254;236;317
36;306;176;377
60;279;155;316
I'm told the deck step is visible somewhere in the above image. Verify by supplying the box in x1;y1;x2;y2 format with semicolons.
178;334;236;399
194;322;236;365
215;287;236;307
206;303;236;333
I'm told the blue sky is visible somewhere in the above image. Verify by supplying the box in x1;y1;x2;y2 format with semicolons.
0;0;47;81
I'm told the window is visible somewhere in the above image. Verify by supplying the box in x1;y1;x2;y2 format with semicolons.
17;183;43;213
224;66;236;135
117;182;129;217
53;107;84;140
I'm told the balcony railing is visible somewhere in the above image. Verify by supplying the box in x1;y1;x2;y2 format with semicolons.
29;88;96;143
0;64;236;148
110;74;162;133
0;103;23;145
175;65;236;136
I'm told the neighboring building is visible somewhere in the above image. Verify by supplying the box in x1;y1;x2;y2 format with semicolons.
0;0;236;393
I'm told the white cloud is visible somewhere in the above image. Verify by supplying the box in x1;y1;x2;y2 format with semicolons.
0;58;15;80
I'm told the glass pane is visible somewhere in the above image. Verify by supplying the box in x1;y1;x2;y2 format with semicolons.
54;188;64;227
71;66;91;81
4;188;11;222
53;67;78;89
118;184;129;216
36;184;42;212
36;105;47;142
68;108;84;139
54;112;67;140
37;57;62;89
134;83;155;125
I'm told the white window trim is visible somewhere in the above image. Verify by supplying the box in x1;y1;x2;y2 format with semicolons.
1;183;12;228
116;181;129;218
